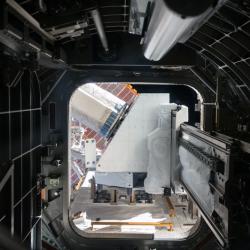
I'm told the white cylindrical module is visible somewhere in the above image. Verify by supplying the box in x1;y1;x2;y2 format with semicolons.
143;0;225;61
71;84;126;137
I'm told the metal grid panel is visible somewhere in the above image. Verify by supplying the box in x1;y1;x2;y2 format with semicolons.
17;0;130;35
87;0;130;34
0;68;42;248
186;0;250;103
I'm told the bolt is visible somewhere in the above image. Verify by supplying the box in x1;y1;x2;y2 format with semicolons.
53;159;62;167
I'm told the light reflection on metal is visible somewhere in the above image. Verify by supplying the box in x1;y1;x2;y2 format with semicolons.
90;9;109;52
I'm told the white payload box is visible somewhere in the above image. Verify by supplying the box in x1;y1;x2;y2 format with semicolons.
96;94;188;194
71;84;127;137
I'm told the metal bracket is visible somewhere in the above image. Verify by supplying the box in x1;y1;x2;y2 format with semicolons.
179;137;225;174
